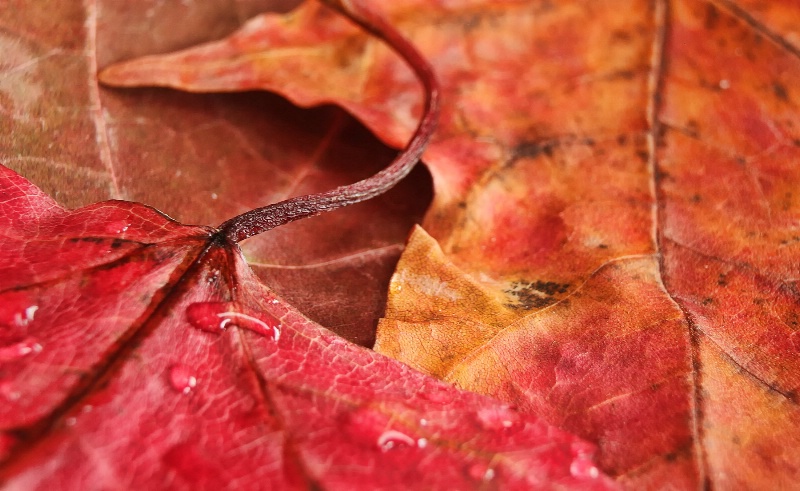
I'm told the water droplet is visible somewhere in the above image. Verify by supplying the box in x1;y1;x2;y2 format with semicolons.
64;417;77;427
206;270;220;284
719;79;731;90
570;441;595;459
169;364;197;394
0;337;42;362
419;418;428;427
475;405;520;432
377;430;416;452
12;305;37;327
342;406;390;447
186;302;281;341
0;381;20;401
210;193;218;200
106;220;130;234
186;302;228;333
467;462;496;482
569;441;600;479
0;293;38;332
570;458;600;479
418;384;451;404
342;406;422;453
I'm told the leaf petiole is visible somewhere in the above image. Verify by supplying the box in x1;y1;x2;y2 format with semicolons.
219;0;440;244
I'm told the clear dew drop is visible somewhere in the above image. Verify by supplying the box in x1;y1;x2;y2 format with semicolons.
570;458;600;480
186;302;281;341
569;441;600;479
106;220;130;234
467;462;496;482
0;381;20;401
169;364;197;394
418;385;451;404
342;406;390;447
12;305;38;327
474;405;520;432
206;270;220;285
376;430;416;452
0;292;37;331
0;337;42;362
186;302;228;333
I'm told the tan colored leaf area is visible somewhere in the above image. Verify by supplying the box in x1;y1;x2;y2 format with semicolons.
76;0;800;487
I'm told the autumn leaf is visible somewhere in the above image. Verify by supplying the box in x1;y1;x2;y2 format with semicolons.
0;1;623;487
99;0;800;488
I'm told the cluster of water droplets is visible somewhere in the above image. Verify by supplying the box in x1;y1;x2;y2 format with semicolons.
0;304;42;370
169;364;198;395
466;462;496;482
0;336;42;363
105;220;130;235
569;441;600;480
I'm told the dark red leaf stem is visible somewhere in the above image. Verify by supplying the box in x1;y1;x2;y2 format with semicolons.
219;0;440;243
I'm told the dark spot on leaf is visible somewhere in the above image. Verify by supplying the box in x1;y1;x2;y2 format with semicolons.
636;150;649;162
717;274;728;286
611;29;632;42
598;244;608;249
685;120;700;138
704;4;720;29
691;194;702;203
615;70;635;80
513;141;555;160
110;239;125;249
773;82;789;102
617;134;627;146
702;297;714;305
505;280;570;310
654;168;672;182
